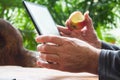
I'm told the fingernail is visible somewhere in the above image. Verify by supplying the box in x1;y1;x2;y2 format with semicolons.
84;11;89;16
86;11;89;14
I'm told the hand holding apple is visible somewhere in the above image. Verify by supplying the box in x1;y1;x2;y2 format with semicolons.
58;11;101;48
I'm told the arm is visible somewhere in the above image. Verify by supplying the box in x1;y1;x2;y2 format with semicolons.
99;49;120;80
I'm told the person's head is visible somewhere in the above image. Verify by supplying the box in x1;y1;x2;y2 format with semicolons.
0;19;37;67
0;19;24;65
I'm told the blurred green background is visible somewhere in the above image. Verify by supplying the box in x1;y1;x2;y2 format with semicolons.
0;0;120;50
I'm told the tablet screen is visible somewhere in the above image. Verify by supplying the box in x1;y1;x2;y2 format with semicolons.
23;1;60;35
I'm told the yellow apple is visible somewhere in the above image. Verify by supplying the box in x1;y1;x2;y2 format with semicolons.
66;11;86;31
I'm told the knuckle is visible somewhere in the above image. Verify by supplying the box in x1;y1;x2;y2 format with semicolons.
43;45;48;51
45;55;50;60
49;36;57;41
41;54;46;60
64;38;74;45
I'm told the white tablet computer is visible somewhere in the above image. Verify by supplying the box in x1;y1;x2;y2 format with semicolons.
23;1;60;35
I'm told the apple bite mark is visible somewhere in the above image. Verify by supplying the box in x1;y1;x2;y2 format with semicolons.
70;11;85;23
67;11;86;31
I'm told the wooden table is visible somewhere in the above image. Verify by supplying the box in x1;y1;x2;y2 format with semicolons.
0;66;98;80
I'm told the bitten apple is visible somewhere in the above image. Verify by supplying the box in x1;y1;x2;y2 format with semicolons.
66;11;86;31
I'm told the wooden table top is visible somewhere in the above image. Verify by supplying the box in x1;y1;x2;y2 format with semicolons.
0;66;98;80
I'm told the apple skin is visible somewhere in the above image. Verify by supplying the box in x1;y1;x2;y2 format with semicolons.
66;11;86;31
68;19;86;31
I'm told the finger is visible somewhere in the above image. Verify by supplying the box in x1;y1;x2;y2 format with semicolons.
40;53;59;63
37;43;59;53
59;32;71;37
65;19;73;31
36;35;64;46
84;11;94;30
65;19;69;27
57;25;71;35
80;26;87;36
37;61;59;69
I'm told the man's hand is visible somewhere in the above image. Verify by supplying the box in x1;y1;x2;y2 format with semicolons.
58;12;101;48
36;35;100;74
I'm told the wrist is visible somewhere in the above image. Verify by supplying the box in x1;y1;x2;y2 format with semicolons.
96;40;102;49
86;47;101;74
92;39;102;49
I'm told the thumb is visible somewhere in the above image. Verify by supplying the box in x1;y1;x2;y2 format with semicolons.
84;11;89;19
84;11;94;30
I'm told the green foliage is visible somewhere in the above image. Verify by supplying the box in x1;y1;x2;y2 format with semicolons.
0;0;120;50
